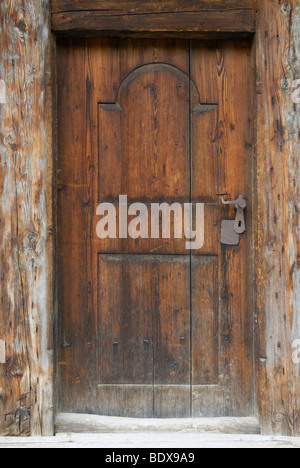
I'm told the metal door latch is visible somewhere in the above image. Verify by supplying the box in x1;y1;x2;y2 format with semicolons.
219;195;247;246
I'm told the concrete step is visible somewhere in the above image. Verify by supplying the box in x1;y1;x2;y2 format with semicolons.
1;432;300;448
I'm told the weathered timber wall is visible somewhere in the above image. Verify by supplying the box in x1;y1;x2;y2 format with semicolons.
0;0;299;437
255;0;300;436
0;0;54;436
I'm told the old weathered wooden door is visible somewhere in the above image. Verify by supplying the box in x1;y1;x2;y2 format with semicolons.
57;38;253;418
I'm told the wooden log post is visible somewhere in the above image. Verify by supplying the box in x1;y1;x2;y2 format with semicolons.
255;0;300;436
0;1;54;436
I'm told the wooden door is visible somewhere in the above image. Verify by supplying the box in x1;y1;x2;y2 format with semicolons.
57;38;254;418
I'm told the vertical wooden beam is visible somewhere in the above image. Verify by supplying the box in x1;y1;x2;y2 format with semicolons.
0;0;54;436
255;0;300;436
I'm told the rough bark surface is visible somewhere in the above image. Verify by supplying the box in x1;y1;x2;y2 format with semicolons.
255;0;300;436
0;0;54;436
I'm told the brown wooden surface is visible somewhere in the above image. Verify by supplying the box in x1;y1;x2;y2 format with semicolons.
255;0;300;436
0;1;54;436
0;0;299;438
57;38;254;418
51;0;257;37
52;11;256;38
52;0;258;14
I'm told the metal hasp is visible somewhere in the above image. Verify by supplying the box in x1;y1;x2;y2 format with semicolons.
219;195;247;246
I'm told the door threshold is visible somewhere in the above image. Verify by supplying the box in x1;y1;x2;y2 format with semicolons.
56;413;260;435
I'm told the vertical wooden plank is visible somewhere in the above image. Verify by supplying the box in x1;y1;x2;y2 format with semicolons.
215;42;254;417
192;106;219;203
0;1;54;436
153;256;191;417
58;38;102;414
121;258;155;386
191;40;254;417
219;242;253;416
191;256;221;417
192;257;219;386
255;0;300;436
57;39;90;413
98;256;124;385
153;257;191;382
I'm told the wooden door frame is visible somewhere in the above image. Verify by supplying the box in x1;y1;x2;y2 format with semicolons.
0;0;299;437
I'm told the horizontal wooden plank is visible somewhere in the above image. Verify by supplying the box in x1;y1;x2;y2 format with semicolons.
51;0;258;14
56;413;261;434
52;10;256;36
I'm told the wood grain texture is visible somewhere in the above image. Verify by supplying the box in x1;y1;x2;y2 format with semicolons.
52;0;258;14
0;1;54;436
51;0;258;38
51;10;256;37
0;0;298;438
57;38;254;418
191;40;254;418
55;413;260;435
255;0;300;437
